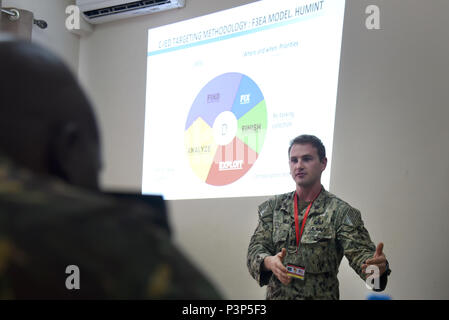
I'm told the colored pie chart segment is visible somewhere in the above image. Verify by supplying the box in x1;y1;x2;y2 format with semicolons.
185;72;267;186
185;117;219;182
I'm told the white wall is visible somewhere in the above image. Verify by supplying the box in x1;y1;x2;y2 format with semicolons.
334;0;449;299
2;0;79;74
40;0;449;299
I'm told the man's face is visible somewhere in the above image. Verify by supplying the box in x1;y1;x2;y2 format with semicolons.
289;143;327;188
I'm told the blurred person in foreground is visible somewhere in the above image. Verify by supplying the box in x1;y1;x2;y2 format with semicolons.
0;35;221;299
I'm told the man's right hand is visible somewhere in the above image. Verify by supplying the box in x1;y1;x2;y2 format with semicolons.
263;248;292;285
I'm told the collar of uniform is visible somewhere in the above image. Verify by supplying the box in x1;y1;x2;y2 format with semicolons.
0;154;76;198
278;191;295;218
0;155;14;181
278;187;329;218
0;154;37;184
307;187;328;217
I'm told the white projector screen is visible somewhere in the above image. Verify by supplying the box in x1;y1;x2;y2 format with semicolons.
143;0;346;200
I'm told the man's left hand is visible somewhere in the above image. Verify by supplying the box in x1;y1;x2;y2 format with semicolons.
362;242;387;277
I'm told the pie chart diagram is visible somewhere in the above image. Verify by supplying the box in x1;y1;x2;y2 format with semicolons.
185;72;267;186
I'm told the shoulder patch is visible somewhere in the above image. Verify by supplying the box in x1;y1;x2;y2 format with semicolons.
258;200;272;218
344;207;363;227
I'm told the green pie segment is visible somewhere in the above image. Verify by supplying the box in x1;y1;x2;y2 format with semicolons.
236;100;267;154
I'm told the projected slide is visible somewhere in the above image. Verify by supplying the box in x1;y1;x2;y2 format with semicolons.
185;73;267;186
143;0;346;199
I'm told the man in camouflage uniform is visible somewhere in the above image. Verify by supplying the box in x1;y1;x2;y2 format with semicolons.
247;135;390;299
0;36;221;299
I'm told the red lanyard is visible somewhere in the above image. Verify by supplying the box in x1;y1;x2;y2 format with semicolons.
294;189;321;252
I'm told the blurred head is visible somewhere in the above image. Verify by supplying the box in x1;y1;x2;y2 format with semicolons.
0;35;101;190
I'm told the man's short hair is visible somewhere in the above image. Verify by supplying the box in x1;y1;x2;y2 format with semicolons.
288;134;326;162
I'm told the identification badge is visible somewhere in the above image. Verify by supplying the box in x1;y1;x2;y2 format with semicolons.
286;264;305;280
